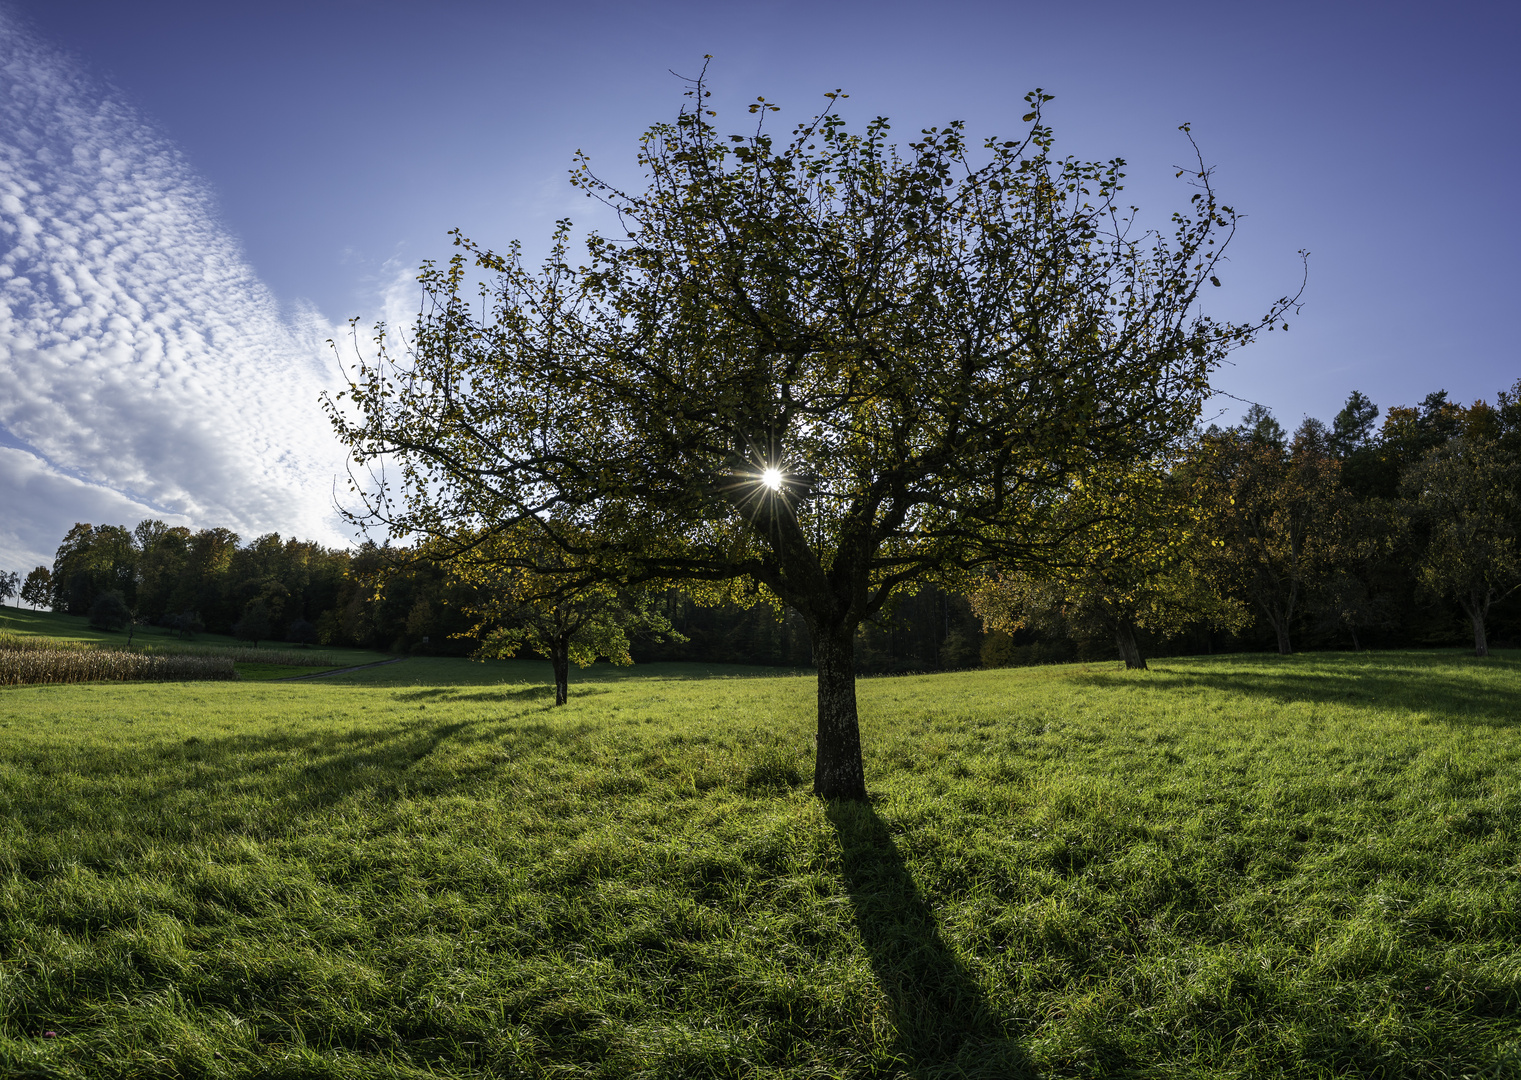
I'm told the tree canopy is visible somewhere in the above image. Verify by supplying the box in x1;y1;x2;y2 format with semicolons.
328;74;1301;798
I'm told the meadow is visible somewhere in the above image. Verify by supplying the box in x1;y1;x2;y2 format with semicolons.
0;647;1518;1078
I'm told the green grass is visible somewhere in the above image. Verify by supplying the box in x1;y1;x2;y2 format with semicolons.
1;651;1519;1077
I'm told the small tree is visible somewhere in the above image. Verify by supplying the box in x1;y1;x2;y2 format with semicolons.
328;77;1300;797
233;598;273;647
450;527;683;705
1401;437;1519;657
20;567;51;610
88;590;131;631
0;570;18;608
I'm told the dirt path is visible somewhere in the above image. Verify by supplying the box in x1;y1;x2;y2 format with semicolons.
276;658;406;682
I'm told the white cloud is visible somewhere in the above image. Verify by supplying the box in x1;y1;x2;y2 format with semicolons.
0;445;188;572
0;9;355;573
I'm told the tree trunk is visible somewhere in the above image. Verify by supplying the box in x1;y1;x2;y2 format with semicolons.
1470;592;1489;658
1348;622;1361;652
1255;595;1293;655
1114;620;1147;670
810;620;867;801
551;634;570;705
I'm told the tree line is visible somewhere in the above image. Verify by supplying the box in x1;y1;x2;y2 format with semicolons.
971;383;1521;668
9;523;472;653
8;518;980;665
4;381;1514;679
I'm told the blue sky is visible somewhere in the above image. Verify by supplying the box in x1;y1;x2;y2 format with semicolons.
1;0;1516;571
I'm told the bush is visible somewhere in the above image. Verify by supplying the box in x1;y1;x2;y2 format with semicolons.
87;590;131;632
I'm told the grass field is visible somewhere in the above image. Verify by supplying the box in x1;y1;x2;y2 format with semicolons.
1;649;1519;1077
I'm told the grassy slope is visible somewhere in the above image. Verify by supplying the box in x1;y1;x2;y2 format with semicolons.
0;652;1518;1078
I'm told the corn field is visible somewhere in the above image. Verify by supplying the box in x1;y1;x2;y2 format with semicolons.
0;632;351;674
0;645;238;686
0;632;93;653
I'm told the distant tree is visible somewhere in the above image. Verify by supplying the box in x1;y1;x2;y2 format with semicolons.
1240;402;1287;447
327;79;1302;797
87;590;131;632
1401;437;1519;657
1308;496;1400;650
20;567;51;610
285;617;317;645
51;523;137;614
0;570;18;608
970;462;1246;669
451;526;683;705
232;598;273;647
1192;414;1344;654
1330;390;1380;457
132;520;193;624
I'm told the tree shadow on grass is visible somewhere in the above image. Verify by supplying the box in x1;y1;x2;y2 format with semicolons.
826;800;1034;1079
1075;652;1521;728
0;716;576;855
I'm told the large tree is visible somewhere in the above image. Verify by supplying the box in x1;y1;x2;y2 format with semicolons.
51;523;137;615
328;77;1299;798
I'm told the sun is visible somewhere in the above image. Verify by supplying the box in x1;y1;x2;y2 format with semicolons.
761;467;783;491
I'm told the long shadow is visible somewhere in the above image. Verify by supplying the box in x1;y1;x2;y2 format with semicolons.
1074;653;1521;728
0;715;579;851
826;800;1033;1079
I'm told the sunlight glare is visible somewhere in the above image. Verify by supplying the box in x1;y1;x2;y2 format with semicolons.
761;467;783;491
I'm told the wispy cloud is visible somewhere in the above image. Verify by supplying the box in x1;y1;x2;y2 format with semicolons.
0;8;353;571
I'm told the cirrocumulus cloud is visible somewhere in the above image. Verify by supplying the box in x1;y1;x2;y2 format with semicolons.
0;8;354;574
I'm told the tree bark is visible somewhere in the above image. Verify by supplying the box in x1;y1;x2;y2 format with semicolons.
551;634;570;705
810;620;867;801
1114;620;1147;670
1470;592;1489;658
